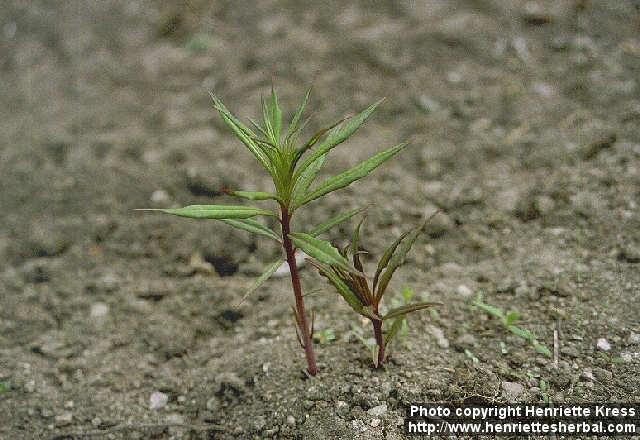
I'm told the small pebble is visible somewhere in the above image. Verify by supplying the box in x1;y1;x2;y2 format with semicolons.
596;338;611;351
286;415;296;426
151;189;169;203
149;391;169;410
90;302;109;319
55;412;73;427
371;418;381;427
501;382;525;402
367;404;387;417
456;284;473;297
628;332;640;345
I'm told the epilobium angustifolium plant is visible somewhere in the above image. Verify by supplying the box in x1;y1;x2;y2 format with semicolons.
308;217;439;368
139;88;407;375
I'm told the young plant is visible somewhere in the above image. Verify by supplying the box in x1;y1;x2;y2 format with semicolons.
138;87;407;376
307;218;439;368
473;293;552;358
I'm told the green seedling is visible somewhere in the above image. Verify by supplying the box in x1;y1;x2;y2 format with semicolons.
308;217;439;368
138;87;407;375
473;294;552;358
313;328;336;345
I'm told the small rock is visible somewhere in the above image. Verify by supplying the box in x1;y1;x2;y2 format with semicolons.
592;367;613;382
427;325;449;348
90;302;109;319
368;404;387;417
596;338;611;351
149;391;169;410
336;400;349;416
151;189;170;203
628;332;640;345
456;284;473;298
55;412;73;427
286;415;296;426
501;382;525;402
581;369;595;381
91;417;102;428
371;418;381;427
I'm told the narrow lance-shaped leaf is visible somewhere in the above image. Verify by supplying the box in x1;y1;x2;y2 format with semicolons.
307;258;365;315
297;143;408;208
382;302;440;321
291;153;326;207
375;222;423;300
268;86;282;142
351;215;366;271
295;98;385;178
209;93;273;173
226;190;281;202
309;206;368;237
221;219;281;242
236;258;284;307
384;316;405;346
288;233;361;275
137;205;275;220
372;230;412;291
285;88;311;143
295;117;347;161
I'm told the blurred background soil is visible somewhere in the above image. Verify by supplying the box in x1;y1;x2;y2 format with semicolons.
1;1;639;438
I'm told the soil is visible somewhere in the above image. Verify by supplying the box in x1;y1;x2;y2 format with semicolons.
1;1;639;439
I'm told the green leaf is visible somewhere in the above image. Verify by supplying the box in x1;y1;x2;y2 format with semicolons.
384;316;405;346
375;221;423;299
285;88;311;143
227;190;281;202
297;143;408;208
507;324;535;341
504;311;520;326
137;205;275;219
381;302;439;320
295;98;385;178
221;219;281;242
289;233;360;275
268;86;282;142
309;206;368;237
236;258;284;306
373;230;412;291
402;287;415;303
295;117;347;161
534;342;552;358
352;215;365;271
291;153;326;207
307;258;365;314
473;295;505;320
210;93;273;173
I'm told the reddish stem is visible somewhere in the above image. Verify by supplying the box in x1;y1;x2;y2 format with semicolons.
280;206;318;376
372;319;385;367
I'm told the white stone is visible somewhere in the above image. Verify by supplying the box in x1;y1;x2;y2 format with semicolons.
501;381;525;401
368;404;387;417
596;338;611;351
456;284;473;298
90;302;109;319
370;418;381;427
149;391;169;410
151;189;169;203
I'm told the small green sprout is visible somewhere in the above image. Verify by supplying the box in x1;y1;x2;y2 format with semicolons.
138;87;407;375
308;217;439;368
473;293;552;358
313;328;336;345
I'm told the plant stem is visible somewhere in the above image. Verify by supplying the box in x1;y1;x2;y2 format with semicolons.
280;206;318;376
372;319;385;367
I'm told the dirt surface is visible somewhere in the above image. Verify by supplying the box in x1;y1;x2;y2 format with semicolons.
1;1;639;439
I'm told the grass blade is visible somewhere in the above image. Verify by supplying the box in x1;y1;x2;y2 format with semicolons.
294;98;385;178
137;205;275;219
221;219;281;242
309;206;368;237
382;302;440;321
236;258;284;306
297;143;408;208
289;233;361;275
